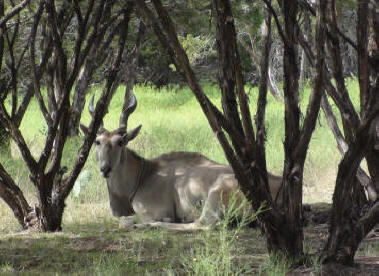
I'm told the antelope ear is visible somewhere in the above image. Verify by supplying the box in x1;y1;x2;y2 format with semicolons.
80;124;89;135
123;125;142;143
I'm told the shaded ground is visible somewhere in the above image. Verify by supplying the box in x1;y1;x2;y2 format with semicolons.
0;217;378;274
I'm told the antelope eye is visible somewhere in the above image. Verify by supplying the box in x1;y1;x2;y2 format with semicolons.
95;140;100;145
117;140;123;147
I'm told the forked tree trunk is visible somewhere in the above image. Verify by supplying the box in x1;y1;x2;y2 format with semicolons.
321;118;379;265
33;2;134;232
321;0;379;265
321;95;375;203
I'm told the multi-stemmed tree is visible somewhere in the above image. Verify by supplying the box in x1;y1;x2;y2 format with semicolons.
136;0;379;265
0;0;136;231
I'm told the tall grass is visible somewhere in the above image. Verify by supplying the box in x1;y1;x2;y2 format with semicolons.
179;194;260;275
0;80;360;233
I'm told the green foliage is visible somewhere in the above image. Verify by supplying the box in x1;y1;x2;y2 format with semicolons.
178;34;216;67
233;0;264;35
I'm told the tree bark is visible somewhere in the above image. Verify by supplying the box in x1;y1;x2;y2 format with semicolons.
321;118;379;265
321;0;379;265
0;123;10;155
364;1;379;202
280;0;304;258
256;4;272;170
0;163;32;229
0;0;9;154
299;9;311;88
321;94;375;202
211;0;244;136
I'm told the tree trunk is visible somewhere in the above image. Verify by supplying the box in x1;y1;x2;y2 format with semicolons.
120;22;146;127
0;0;10;155
337;4;355;77
281;0;304;258
0;163;32;229
212;0;244;136
364;2;379;199
321;94;375;202
322;0;379;265
0;124;10;155
299;9;311;88
68;1;114;137
68;60;95;136
321;119;378;265
238;34;282;100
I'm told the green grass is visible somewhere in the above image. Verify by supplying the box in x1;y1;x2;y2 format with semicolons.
1;80;378;274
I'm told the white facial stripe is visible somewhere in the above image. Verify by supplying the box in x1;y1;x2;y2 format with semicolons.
111;135;123;145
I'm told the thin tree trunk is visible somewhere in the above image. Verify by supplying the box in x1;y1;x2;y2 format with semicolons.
299;10;311;88
0;0;10;155
120;21;146;126
68;58;96;136
68;1;115;137
321;94;376;202
281;0;304;258
212;0;244;136
238;35;282;100
255;3;272;172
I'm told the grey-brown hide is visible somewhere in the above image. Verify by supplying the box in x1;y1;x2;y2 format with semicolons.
81;94;283;230
82;125;284;230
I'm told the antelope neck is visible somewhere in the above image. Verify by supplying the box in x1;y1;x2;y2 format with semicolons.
122;148;152;203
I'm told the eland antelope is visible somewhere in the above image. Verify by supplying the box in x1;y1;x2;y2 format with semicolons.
80;93;283;231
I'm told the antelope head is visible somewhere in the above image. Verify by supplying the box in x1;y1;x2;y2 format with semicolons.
80;92;141;178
